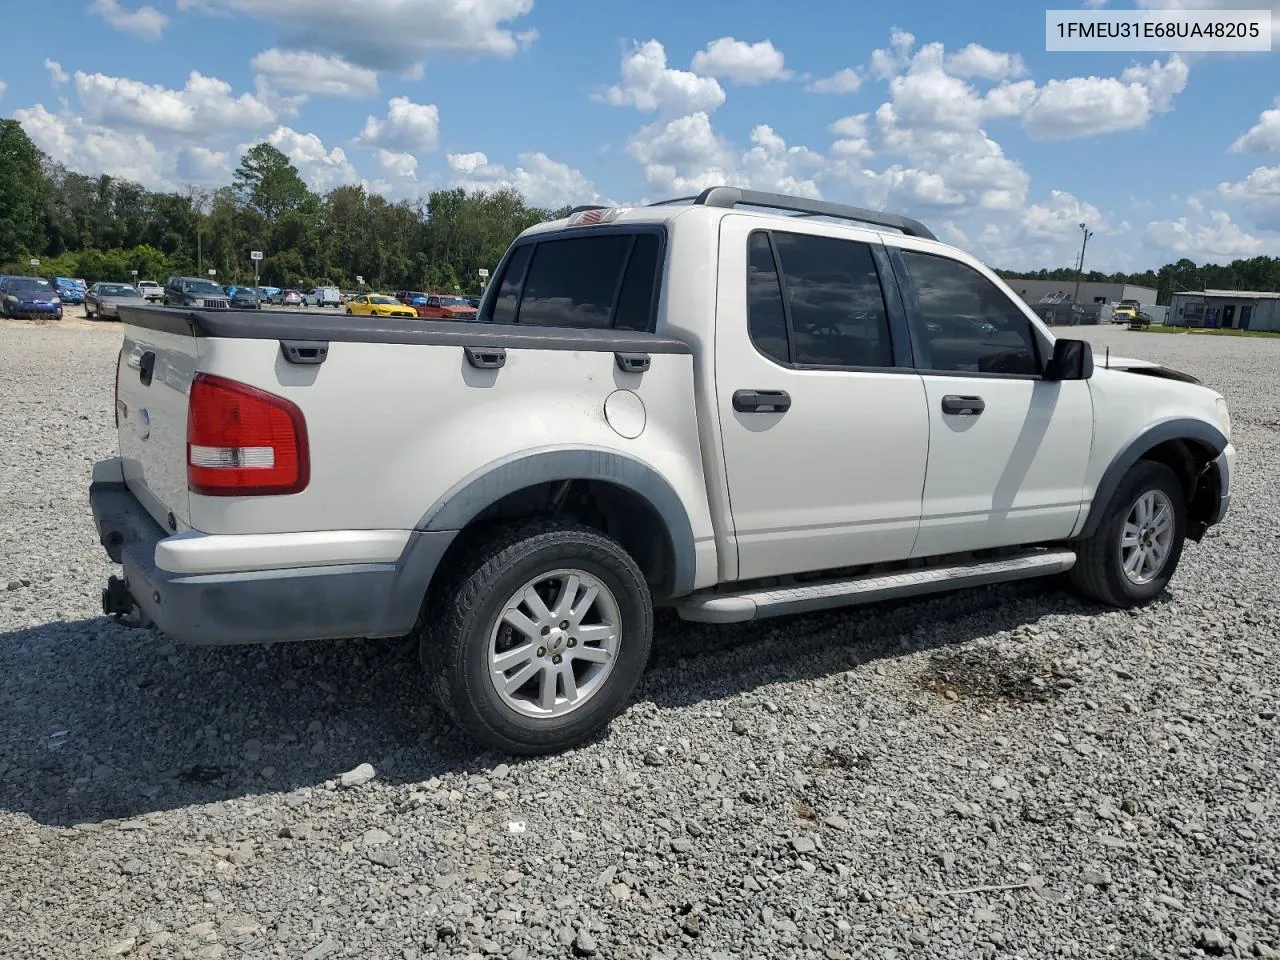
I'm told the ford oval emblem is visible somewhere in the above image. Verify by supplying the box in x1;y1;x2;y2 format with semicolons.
139;407;151;440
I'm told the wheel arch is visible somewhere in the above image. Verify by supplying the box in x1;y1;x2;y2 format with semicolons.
1075;417;1227;542
415;448;697;602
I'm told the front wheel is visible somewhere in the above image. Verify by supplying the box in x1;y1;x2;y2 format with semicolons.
1069;460;1186;608
418;521;653;755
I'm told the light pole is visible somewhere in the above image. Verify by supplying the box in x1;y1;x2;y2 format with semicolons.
250;250;263;309
1072;222;1094;316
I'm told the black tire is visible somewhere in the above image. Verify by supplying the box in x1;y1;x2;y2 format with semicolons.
1069;460;1186;608
417;520;653;755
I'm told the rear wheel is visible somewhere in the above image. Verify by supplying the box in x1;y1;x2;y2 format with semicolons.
418;521;653;755
1069;460;1186;608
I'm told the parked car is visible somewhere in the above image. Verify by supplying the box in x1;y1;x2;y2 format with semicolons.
345;293;417;318
1129;312;1153;330
135;280;164;303
283;289;303;306
52;276;87;304
255;286;283;305
229;287;261;309
90;186;1235;756
416;294;479;320
396;290;429;306
85;281;144;320
0;275;63;319
164;276;230;309
302;286;341;308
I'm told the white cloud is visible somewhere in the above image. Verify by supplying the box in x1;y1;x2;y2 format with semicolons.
806;68;862;94
1144;210;1268;261
177;145;232;183
945;43;1026;81
14;104;172;189
88;0;169;41
74;69;283;136
0;81;6;101
597;40;725;116
1232;97;1280;153
626;113;823;198
177;0;536;72
356;96;440;152
1018;56;1189;140
45;59;69;86
690;37;791;85
446;150;607;208
1021;190;1106;241
375;148;418;180
828;114;873;159
869;28;916;79
251;49;379;99
1219;165;1280;228
260;126;361;192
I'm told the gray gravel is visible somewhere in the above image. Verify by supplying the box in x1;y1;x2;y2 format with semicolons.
2;318;1277;959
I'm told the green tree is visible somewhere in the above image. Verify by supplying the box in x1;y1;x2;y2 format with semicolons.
233;143;312;223
0;120;50;263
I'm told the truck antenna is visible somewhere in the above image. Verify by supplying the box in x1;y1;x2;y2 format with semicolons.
1105;346;1110;369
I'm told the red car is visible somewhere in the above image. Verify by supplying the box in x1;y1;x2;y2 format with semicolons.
416;294;479;320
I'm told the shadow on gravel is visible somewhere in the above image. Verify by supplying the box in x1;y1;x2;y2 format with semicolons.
0;578;1102;827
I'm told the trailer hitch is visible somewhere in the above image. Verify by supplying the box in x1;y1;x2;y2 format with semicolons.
102;575;153;629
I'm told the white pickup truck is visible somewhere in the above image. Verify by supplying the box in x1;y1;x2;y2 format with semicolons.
91;187;1234;755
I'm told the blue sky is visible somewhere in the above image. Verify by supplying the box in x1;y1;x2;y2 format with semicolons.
0;0;1278;272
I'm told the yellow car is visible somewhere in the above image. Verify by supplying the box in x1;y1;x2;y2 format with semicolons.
345;293;417;318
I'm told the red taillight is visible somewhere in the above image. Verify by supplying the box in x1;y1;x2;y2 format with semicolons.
186;372;309;496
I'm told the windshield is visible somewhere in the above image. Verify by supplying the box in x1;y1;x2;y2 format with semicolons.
183;279;224;295
138;281;159;288
9;278;53;294
368;295;398;305
99;284;140;297
439;296;471;307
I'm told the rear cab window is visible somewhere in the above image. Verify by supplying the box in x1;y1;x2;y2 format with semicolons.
485;230;664;331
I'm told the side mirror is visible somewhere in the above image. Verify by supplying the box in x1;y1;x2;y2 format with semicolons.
1045;338;1093;381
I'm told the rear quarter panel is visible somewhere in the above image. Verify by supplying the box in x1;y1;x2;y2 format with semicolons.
189;337;719;587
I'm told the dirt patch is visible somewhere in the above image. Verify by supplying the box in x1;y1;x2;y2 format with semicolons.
917;646;1061;705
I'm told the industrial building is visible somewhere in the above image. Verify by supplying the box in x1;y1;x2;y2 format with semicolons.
1168;290;1280;332
1005;279;1160;326
1006;279;1159;308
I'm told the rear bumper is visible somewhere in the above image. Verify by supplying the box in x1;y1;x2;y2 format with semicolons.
89;465;454;646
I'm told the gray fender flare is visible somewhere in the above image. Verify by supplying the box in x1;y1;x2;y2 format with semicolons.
399;447;697;604
1075;417;1227;540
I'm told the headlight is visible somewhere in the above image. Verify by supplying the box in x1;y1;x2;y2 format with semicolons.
5;295;16;302
51;296;61;304
1215;397;1231;441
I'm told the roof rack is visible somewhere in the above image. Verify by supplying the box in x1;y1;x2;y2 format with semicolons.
663;186;937;241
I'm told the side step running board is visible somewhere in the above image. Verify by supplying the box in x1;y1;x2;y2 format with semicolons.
675;549;1078;624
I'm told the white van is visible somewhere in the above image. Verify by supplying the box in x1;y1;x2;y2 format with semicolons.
304;286;341;308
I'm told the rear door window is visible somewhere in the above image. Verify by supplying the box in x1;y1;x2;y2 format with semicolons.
487;232;662;330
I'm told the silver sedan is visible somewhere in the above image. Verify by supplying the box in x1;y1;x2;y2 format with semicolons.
85;282;145;320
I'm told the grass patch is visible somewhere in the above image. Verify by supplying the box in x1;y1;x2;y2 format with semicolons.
1139;326;1280;338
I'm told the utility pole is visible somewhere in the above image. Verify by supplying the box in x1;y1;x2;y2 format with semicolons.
1072;221;1094;310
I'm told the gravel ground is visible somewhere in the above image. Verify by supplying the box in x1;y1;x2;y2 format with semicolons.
1;318;1277;960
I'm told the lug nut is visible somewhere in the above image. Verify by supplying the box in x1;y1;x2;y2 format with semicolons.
552;654;562;664
568;638;577;648
541;625;551;636
537;647;546;657
559;621;569;630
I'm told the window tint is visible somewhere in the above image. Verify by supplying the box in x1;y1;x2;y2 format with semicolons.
519;235;633;329
613;234;660;331
490;243;532;324
772;233;893;368
747;232;789;364
899;251;1040;376
746;230;893;368
488;233;661;330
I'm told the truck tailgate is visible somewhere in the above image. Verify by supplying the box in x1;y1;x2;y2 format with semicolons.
117;323;197;532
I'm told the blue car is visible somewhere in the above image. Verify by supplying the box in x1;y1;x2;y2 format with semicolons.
0;276;64;319
53;277;86;304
